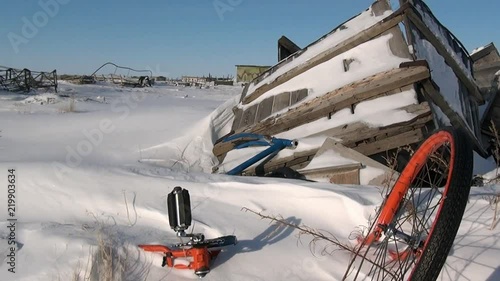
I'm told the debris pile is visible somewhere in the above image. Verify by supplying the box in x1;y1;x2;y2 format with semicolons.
213;0;494;184
0;66;58;93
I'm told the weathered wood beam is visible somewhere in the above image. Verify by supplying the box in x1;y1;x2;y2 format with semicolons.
353;129;423;156
243;153;315;176
240;102;431;175
238;65;430;136
405;9;484;104
302;163;363;185
474;61;500;72
312;101;432;140
212;136;261;163
300;163;363;175
242;6;408;105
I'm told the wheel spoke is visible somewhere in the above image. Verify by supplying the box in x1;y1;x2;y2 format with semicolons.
350;130;470;281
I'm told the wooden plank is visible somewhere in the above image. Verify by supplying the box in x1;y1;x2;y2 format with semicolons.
385;25;412;59
474;52;500;68
284;155;311;168
238;65;430;136
301;163;363;175
289;149;315;159
272;92;291;114
212;136;258;159
240;106;431;175
471;43;499;63
474;68;500;92
290;88;308;105
240;104;258;129
243;151;317;176
330;169;361;185
286;160;312;172
330;103;433;144
349;84;415;111
242;7;408;104
255;96;274;123
246;150;317;175
353;129;424;156
474;61;500;72
406;9;484;104
421;79;488;156
231;107;243;132
301;163;363;185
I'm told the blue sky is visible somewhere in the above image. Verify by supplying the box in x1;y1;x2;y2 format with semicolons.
1;0;498;78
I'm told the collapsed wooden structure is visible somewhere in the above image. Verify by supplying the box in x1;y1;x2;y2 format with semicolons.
66;62;154;87
212;0;495;183
0;66;58;93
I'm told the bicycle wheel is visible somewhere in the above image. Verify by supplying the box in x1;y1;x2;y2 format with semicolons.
351;127;473;281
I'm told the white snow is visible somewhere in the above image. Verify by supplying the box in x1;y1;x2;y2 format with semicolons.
0;82;499;281
298;150;386;186
20;93;60;105
276;89;419;140
483;168;500;181
301;150;357;171
242;33;411;111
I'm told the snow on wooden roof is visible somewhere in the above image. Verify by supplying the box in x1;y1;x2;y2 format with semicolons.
213;0;489;180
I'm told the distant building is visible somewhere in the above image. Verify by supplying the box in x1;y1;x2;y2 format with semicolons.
182;76;207;84
235;65;271;83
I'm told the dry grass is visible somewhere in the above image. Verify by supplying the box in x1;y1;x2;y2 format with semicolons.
490;195;500;230
242;207;396;280
60;95;76;113
169;142;202;172
381;147;402;196
69;212;152;281
490;120;500;171
240;142;450;279
170;145;191;171
486;121;500;230
69;96;75;112
87;232;129;281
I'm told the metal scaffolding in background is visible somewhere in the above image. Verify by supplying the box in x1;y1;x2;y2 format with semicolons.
0;66;58;93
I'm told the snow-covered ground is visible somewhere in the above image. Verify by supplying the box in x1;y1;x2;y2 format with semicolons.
0;83;499;281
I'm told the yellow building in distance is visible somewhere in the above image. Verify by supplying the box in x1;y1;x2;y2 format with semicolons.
235;65;271;83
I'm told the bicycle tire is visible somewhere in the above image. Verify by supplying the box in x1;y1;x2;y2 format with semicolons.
353;127;473;280
408;127;472;280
